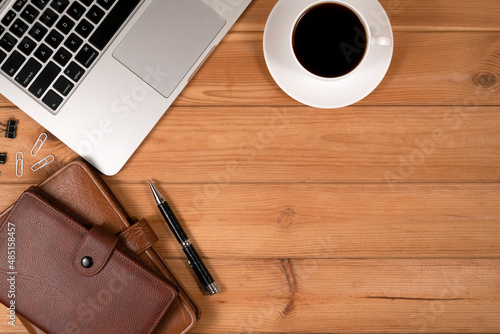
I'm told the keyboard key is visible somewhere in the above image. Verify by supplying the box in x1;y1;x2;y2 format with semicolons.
64;61;84;82
15;58;42;87
97;0;115;10
50;0;70;13
28;61;60;97
89;0;141;50
9;19;29;38
75;19;93;38
53;47;71;66
33;0;50;10
53;75;73;96
1;10;16;27
64;33;82;52
0;32;17;52
34;43;53;62
29;22;48;41
0;50;7;64
18;36;37;55
45;29;63;48
21;5;40;24
12;0;28;12
56;15;75;35
0;26;4;35
67;2;86;21
40;8;59;27
80;0;93;6
42;89;63;110
1;50;26;77
75;43;98;68
86;5;104;24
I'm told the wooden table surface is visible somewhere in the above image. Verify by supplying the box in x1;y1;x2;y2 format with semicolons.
1;0;500;332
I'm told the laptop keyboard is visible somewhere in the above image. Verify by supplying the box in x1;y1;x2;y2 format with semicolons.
0;0;141;113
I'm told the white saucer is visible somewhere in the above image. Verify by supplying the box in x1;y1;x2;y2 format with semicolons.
263;0;394;109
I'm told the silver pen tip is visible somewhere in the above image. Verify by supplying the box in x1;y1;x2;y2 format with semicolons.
148;180;164;204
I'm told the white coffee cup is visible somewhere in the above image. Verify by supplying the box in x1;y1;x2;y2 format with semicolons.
263;0;394;108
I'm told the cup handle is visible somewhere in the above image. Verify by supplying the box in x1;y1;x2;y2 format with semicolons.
371;36;392;47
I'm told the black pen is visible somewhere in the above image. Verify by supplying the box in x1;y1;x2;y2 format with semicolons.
148;180;219;295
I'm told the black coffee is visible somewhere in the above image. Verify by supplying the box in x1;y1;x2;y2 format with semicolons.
292;3;367;78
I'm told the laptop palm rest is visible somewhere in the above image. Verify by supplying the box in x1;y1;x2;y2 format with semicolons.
112;0;226;98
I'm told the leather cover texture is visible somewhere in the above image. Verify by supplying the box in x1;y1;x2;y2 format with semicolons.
0;160;200;334
0;187;177;334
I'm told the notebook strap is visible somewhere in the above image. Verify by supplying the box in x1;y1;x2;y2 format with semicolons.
118;218;159;254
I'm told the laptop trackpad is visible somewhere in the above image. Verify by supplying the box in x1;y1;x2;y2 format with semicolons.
113;0;226;98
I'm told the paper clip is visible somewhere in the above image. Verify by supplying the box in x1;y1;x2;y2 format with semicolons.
16;151;23;177
31;132;48;156
0;120;18;139
31;155;55;172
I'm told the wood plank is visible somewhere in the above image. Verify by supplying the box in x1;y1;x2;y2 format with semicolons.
1;259;499;333
178;31;500;106
1;183;498;259
2;105;498;184
1;31;500;109
190;259;500;333
234;0;500;32
124;105;500;183
0;308;26;333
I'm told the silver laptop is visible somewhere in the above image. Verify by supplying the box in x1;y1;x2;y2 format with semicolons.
0;0;250;175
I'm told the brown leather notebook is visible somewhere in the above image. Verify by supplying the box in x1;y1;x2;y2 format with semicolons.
1;187;178;333
0;160;200;334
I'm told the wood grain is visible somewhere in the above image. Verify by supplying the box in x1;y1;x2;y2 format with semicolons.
179;31;500;106
0;0;499;333
187;259;500;333
233;0;500;32
1;32;500;108
0;183;499;259
2;259;499;333
121;105;500;183
1;105;500;184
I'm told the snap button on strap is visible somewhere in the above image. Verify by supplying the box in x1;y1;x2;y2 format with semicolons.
74;225;119;276
81;256;93;268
